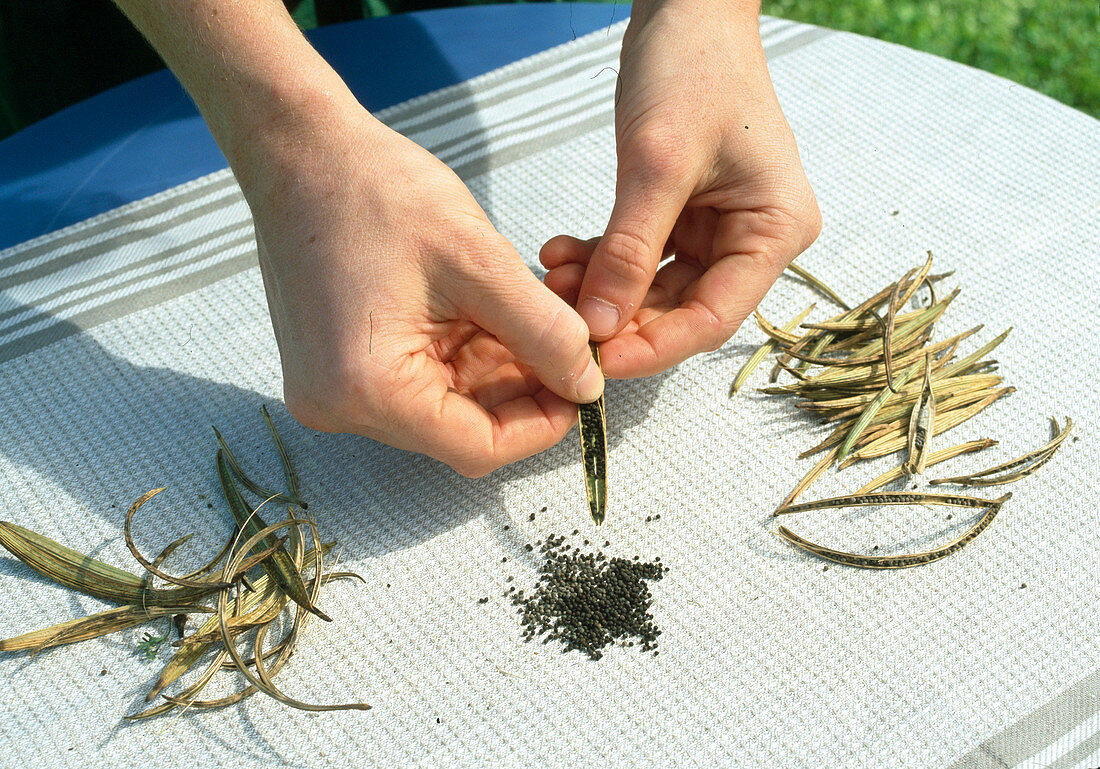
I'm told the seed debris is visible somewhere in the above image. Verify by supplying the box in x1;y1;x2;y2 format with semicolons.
511;535;666;660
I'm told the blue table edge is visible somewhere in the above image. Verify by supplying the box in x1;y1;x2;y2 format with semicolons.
0;3;631;253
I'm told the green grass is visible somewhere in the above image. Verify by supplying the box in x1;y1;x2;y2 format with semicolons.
763;0;1099;118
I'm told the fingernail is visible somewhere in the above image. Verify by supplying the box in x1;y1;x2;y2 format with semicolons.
576;357;604;403
578;297;620;338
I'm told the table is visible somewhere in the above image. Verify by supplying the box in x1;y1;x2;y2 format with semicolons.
0;3;633;252
1;6;1098;768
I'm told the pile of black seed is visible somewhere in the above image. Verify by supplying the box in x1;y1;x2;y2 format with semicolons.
507;533;667;660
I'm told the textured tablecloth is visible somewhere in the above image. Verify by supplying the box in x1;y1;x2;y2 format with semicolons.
0;16;1098;769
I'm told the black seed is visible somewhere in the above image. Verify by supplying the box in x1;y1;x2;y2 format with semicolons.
510;541;666;660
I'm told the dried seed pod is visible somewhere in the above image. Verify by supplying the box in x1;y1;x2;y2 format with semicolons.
783;262;850;310
578;342;607;525
216;450;330;622
775;447;838;512
125;488;234;591
732;304;815;395
212;427;305;508
0;521;221;608
261;405;306;508
212;517;371;712
903;352;936;475
0;604;208;654
854;439;997;494
841;388;1013;466
930;416;1073;487
835;357;925;465
775;492;1011;569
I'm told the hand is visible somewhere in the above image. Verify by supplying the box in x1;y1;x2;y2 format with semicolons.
243;106;602;476
111;0;602;475
540;0;821;379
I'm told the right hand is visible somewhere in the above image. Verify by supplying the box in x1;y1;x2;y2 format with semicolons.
240;104;603;477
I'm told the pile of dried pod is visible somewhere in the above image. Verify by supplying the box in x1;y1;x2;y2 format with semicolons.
0;407;369;718
736;253;1072;568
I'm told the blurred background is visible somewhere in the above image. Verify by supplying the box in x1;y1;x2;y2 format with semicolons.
1;0;1096;142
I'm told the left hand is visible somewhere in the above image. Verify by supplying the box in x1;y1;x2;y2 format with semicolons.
540;0;822;379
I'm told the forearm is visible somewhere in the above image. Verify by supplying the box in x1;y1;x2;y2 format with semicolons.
111;0;374;190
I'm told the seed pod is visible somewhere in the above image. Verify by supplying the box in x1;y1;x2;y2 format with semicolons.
578;342;607;525
854;439;997;494
903;352;936;475
0;604;208;654
216;450;330;622
0;521;221;608
732;304;815;395
213;426;305;508
930;416;1073;486
775;492;1011;569
783;262;850;310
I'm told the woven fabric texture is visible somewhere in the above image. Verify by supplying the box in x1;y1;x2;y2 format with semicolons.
0;17;1097;769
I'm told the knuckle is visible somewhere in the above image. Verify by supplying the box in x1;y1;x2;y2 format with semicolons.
623;123;692;183
446;438;497;477
453;229;514;277
799;195;824;251
688;300;740;352
597;229;656;286
534;304;590;370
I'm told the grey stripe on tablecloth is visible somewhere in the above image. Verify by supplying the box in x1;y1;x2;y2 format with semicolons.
0;18;831;366
949;670;1100;769
0;174;241;275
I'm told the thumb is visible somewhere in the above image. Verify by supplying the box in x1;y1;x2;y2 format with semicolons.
461;253;604;404
577;167;691;339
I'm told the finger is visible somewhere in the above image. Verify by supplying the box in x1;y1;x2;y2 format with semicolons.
577;164;692;339
466;362;542;411
539;235;600;269
550;256;703;319
600;248;784;378
422;387;578;477
460;249;604;404
648;259;704;308
330;356;576;475
543;262;585;304
445;329;516;392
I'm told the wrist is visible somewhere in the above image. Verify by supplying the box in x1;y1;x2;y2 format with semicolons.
113;0;382;188
628;0;760;28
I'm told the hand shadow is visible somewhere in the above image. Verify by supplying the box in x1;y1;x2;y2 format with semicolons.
0;293;667;569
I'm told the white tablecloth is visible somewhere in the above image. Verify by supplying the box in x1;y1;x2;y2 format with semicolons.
0;16;1098;769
